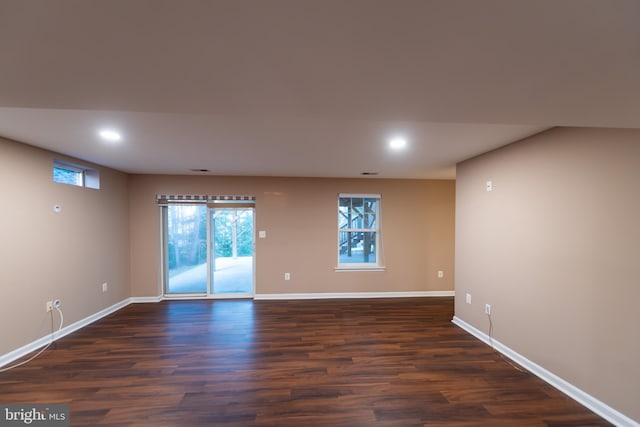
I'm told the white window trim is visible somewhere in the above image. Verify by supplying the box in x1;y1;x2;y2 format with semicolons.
334;266;385;272
336;193;384;271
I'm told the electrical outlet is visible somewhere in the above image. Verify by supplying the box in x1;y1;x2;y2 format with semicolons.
437;270;444;278
284;272;291;281
485;303;491;315
465;293;471;304
46;299;61;312
102;282;108;292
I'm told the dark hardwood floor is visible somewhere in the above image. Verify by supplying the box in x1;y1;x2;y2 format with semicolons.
0;298;611;426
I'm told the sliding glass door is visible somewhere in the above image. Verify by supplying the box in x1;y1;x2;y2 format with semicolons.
165;204;208;294
162;203;254;297
211;208;254;295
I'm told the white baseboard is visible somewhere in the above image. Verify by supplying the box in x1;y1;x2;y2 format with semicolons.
0;298;131;369
131;292;457;302
451;316;639;427
130;295;163;303
255;291;454;300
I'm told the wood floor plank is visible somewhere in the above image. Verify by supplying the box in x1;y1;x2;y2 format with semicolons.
0;298;612;426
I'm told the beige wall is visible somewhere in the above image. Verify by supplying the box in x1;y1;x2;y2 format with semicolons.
129;175;455;297
0;137;130;356
455;127;640;422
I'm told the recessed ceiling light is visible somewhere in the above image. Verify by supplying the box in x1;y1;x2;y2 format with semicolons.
389;137;407;150
190;169;210;173
361;172;379;176
99;129;122;142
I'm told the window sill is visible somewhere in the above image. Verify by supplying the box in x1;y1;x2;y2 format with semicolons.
334;266;386;272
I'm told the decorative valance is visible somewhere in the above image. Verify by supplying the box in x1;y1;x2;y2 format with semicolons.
156;194;255;205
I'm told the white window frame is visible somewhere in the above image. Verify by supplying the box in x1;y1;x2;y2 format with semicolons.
336;193;384;271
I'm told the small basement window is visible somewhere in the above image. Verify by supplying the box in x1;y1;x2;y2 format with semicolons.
53;160;100;189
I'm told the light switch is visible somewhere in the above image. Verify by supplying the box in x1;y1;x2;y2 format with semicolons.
258;230;266;238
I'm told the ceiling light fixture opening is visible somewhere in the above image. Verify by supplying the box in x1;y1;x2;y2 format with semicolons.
389;136;407;150
190;169;210;173
99;129;122;142
361;172;379;176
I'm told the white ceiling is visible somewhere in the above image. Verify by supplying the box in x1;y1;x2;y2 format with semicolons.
1;0;638;179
